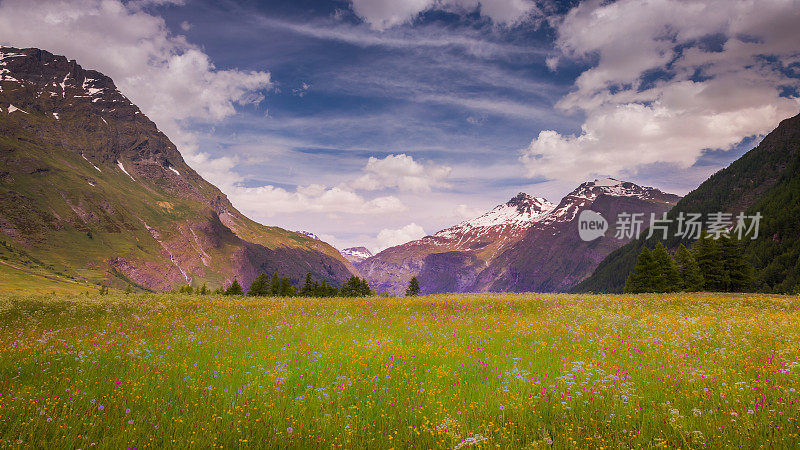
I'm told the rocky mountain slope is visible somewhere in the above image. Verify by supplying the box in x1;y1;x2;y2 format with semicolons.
358;181;680;294
575;112;800;294
0;46;357;291
472;179;681;293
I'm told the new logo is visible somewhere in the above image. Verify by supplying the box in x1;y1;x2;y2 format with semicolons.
578;210;608;241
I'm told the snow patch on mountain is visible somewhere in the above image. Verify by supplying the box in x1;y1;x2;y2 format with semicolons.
82;153;101;172
7;104;27;114
297;231;320;240
117;161;135;181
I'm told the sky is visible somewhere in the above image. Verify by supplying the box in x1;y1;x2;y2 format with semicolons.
0;0;799;252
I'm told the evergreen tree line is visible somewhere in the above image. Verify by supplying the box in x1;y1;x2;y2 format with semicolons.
624;234;754;294
175;273;374;298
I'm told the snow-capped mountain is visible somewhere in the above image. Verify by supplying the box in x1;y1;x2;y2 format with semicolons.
357;192;557;295
358;180;680;295
472;179;681;293
539;178;673;225
435;193;554;239
340;247;373;264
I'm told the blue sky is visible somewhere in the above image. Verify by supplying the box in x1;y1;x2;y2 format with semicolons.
1;0;798;251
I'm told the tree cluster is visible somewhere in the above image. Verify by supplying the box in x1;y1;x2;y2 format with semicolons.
624;234;753;294
173;273;376;298
338;276;374;297
177;283;209;295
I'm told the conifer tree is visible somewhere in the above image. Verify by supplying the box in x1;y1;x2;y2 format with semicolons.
278;277;296;297
693;233;727;291
199;283;208;295
248;273;271;296
124;284;133;295
224;279;244;296
674;244;704;291
270;272;280;295
652;242;680;292
718;235;753;292
300;272;317;297
406;276;421;296
624;247;658;293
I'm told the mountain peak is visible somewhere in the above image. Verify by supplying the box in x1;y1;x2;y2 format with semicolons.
506;192;553;215
435;194;554;239
340;246;373;263
539;178;680;225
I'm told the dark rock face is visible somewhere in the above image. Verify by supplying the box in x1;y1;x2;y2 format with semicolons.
0;46;357;291
416;251;480;294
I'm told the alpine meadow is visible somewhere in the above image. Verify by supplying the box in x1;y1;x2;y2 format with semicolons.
1;0;800;448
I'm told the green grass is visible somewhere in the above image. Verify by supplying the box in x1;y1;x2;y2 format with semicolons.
0;260;99;295
0;293;799;448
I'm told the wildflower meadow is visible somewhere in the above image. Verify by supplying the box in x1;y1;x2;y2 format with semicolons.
0;293;799;448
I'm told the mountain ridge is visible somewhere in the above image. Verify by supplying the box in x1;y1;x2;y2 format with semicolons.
0;46;358;291
357;180;680;294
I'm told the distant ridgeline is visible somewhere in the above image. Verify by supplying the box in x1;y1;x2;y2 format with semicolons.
575;113;800;294
174;273;374;298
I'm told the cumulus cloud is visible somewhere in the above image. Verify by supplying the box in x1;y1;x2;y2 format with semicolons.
0;0;272;159
453;204;485;220
522;0;800;182
349;0;538;31
228;184;406;218
352;154;451;193
375;223;427;252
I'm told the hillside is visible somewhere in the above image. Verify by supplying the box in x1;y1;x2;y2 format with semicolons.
574;112;800;294
359;182;680;294
0;47;357;292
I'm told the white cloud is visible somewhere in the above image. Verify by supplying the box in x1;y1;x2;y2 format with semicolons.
352;154;451;193
0;0;272;161
522;0;800;182
228;184;406;218
349;0;539;31
453;204;485;220
375;223;427;252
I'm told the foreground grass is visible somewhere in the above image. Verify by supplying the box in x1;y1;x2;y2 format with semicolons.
0;293;799;448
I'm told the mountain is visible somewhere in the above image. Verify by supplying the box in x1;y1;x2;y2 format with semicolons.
472;179;681;293
358;181;680;295
575;112;800;294
340;247;373;264
357;193;554;294
0;46;357;292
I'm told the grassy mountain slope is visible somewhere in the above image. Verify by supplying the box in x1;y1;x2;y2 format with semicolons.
574;112;800;294
0;47;356;292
